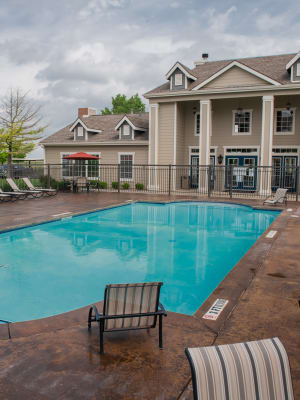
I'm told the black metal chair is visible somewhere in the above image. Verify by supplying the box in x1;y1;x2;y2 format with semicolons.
88;282;167;354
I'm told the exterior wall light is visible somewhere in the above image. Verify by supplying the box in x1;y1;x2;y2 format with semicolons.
217;154;224;165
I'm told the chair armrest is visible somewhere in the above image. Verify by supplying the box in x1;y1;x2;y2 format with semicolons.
158;302;167;316
91;304;103;320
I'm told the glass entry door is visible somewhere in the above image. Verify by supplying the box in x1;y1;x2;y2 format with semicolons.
225;156;257;190
272;156;297;192
190;155;215;189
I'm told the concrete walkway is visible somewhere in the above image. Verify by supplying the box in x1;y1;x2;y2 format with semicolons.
0;193;299;399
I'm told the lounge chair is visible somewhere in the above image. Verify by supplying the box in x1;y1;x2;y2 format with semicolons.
0;188;26;200
22;177;57;196
6;178;42;198
0;192;13;202
88;282;167;354
185;337;294;400
264;188;288;205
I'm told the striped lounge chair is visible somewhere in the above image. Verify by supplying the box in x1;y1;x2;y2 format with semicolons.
185;337;294;400
88;282;167;354
6;178;42;198
22;177;57;196
264;188;288;205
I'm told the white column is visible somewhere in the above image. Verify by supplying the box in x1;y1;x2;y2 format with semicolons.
148;103;159;189
198;100;211;191
173;102;177;191
260;95;274;194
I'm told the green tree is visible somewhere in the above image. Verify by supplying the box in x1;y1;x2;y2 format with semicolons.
0;89;46;175
101;93;145;115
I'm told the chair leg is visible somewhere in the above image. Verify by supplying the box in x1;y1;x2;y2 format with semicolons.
159;314;163;349
88;307;93;329
99;320;104;354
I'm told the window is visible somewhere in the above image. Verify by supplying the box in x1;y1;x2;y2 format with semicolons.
62;153;99;178
297;63;300;77
175;73;183;86
77;126;84;137
194;113;200;135
123;124;130;136
119;154;133;180
233;110;252;135
275;109;295;134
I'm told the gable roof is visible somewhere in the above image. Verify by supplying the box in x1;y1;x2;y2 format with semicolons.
115;114;148;131
165;61;197;81
145;53;297;96
286;51;300;70
40;113;149;145
192;60;281;90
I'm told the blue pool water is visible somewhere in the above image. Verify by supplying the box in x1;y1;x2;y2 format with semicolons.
0;202;279;322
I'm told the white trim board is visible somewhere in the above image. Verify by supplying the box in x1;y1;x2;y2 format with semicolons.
165;61;197;81
115;116;146;131
286;52;300;70
192;61;282;90
69;118;101;133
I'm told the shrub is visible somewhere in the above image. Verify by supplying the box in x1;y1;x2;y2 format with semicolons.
112;181;119;190
98;181;108;189
122;182;130;190
135;183;144;191
89;180;98;189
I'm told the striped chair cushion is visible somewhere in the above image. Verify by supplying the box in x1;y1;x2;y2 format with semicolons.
185;337;294;400
104;282;162;330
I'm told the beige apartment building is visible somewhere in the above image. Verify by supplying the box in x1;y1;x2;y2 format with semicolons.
144;52;300;192
42;51;300;193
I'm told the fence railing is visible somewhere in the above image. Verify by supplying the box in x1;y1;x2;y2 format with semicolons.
0;163;299;201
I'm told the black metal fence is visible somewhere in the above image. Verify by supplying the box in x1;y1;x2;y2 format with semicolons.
0;163;299;201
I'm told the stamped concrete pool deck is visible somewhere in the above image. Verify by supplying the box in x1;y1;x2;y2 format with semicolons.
0;193;299;399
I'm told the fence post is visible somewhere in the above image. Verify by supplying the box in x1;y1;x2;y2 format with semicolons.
47;164;50;188
168;164;171;196
296;166;299;202
207;165;211;198
118;163;121;193
229;165;233;199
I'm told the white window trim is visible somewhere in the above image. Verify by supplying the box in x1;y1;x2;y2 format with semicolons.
77;126;84;137
274;107;296;135
232;109;253;136
194;112;200;136
272;146;300;155
223;146;259;156
123;124;131;136
189;146;217;160
296;63;300;77
60;152;101;179
174;73;183;86
118;152;135;181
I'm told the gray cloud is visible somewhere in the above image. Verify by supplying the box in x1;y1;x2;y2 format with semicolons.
0;0;299;159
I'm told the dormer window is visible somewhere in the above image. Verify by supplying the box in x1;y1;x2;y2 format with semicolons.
123;124;130;136
165;62;197;91
78;126;84;137
175;73;183;86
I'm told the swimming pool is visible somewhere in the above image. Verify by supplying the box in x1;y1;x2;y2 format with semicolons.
0;202;279;322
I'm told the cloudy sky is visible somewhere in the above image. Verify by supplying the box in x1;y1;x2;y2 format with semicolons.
0;0;299;158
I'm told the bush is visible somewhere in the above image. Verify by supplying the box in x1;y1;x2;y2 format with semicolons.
98;181;108;189
135;183;144;191
122;182;130;190
89;180;98;189
112;181;119;190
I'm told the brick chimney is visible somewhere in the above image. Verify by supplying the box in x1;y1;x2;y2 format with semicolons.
78;107;97;118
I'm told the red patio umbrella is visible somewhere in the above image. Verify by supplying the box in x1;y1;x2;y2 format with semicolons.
63;152;100;160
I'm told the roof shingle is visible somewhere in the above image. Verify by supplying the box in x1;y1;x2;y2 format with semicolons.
41;112;149;145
